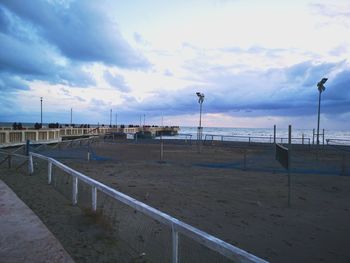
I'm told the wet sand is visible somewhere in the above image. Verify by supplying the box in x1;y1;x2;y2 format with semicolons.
1;141;350;262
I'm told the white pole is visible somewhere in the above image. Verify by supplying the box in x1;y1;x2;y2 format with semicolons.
172;224;179;263
72;176;78;205
92;186;97;212
48;161;52;184
28;154;34;175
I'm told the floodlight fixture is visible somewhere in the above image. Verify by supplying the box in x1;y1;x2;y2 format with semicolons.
196;92;205;104
317;78;327;93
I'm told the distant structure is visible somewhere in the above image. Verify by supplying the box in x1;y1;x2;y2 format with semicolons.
0;125;179;148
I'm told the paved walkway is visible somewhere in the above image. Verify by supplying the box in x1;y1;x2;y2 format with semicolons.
0;179;74;263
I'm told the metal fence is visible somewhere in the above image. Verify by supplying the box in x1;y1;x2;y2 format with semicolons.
203;134;311;145
29;152;267;263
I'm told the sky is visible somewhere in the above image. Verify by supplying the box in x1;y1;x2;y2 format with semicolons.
0;0;349;129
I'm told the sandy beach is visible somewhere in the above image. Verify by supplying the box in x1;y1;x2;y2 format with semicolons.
1;140;350;262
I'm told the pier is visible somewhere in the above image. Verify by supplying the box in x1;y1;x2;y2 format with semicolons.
0;126;180;148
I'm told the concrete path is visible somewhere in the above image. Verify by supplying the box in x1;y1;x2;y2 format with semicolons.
0;179;74;263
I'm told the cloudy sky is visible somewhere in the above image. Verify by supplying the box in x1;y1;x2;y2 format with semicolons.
0;0;349;129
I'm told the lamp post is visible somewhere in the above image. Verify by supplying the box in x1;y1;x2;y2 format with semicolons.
40;97;43;127
196;92;205;142
316;78;327;145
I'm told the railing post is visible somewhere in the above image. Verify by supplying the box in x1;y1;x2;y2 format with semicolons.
28;153;34;175
92;186;97;212
72;176;78;205
172;224;179;263
48;161;52;184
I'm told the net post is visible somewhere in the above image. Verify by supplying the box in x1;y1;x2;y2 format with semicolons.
48;160;52;184
172;224;179;263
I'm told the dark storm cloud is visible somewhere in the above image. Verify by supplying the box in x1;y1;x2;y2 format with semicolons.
0;0;151;93
0;0;150;68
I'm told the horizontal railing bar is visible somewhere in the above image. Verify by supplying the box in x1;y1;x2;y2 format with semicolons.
29;152;267;263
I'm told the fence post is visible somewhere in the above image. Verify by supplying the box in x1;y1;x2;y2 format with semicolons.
72;176;78;205
312;129;315;145
92;186;97;212
302;134;304;145
172;224;179;263
28;153;34;175
48;161;52;184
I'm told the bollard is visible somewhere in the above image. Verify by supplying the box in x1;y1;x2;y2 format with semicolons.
87;151;91;161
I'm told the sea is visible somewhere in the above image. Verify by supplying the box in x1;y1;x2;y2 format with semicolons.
175;127;350;145
1;122;349;144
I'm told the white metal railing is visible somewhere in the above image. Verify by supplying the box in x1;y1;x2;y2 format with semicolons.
29;152;267;263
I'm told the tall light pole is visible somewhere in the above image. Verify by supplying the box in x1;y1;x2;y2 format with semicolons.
196;92;205;142
316;78;327;145
70;108;73;126
40;97;43;127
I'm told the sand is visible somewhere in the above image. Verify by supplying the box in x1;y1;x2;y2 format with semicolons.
1;140;350;262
